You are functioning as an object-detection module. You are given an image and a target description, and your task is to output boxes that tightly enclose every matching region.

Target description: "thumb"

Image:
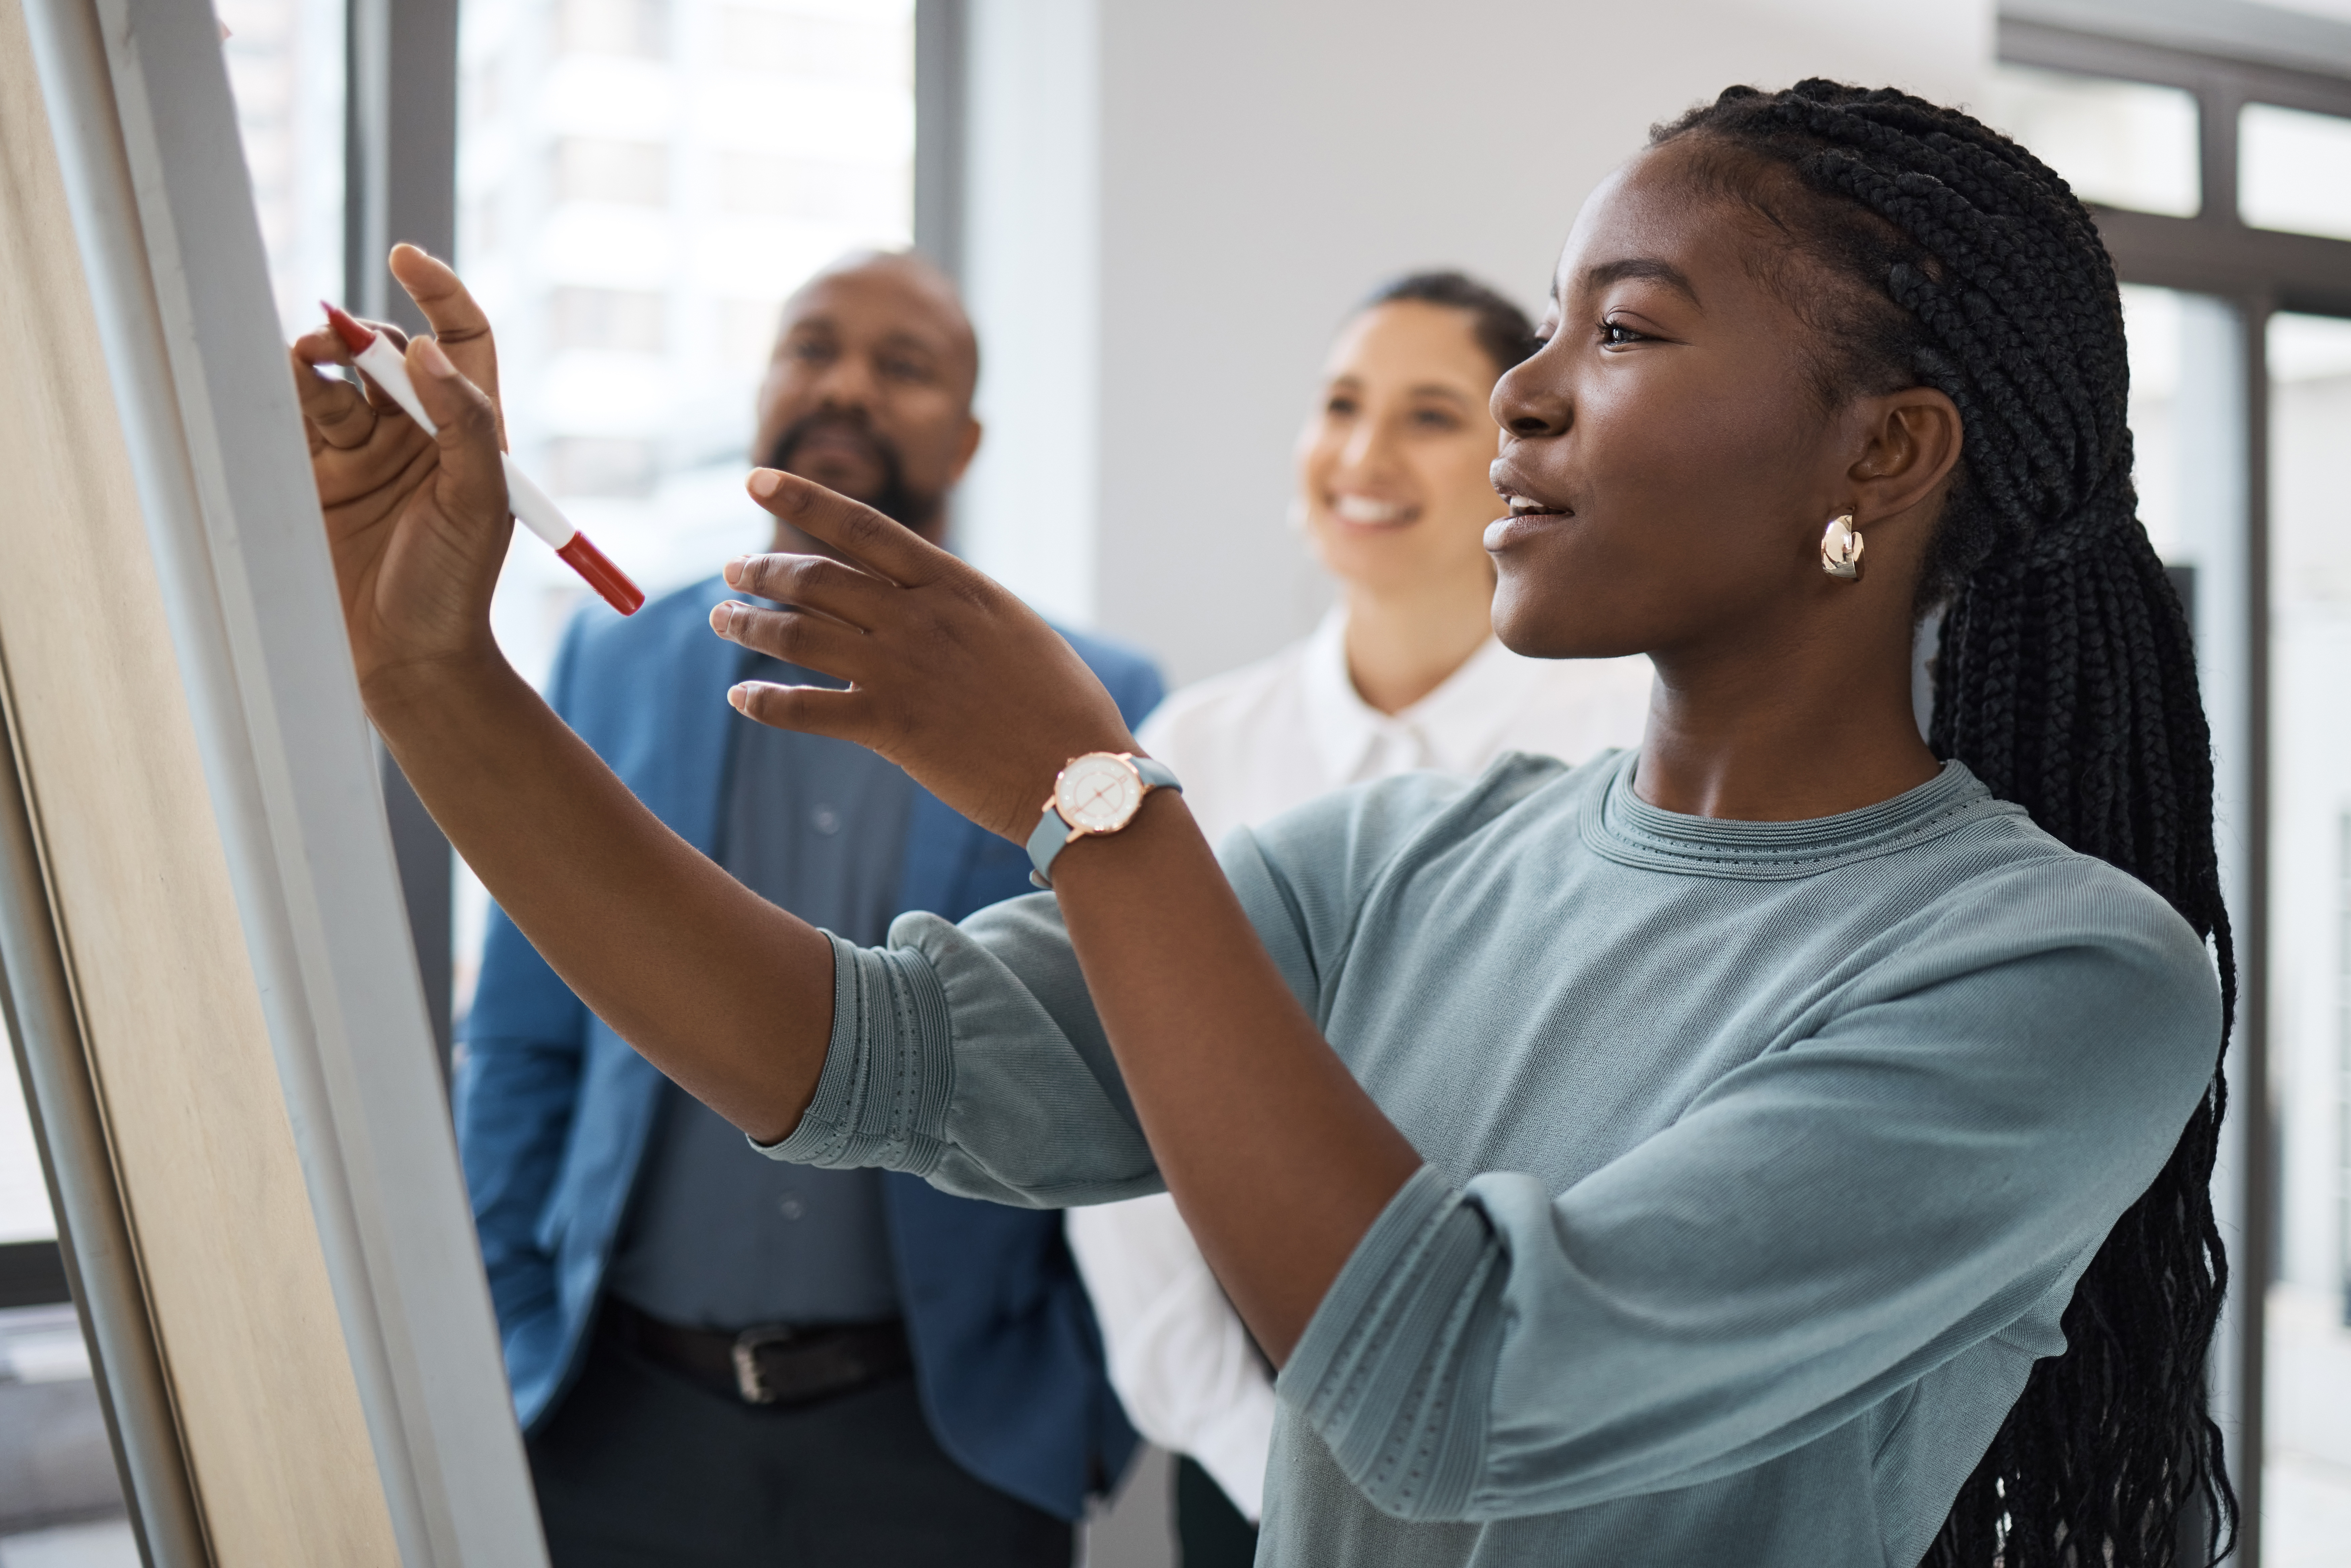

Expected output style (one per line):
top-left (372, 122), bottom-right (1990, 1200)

top-left (409, 336), bottom-right (510, 527)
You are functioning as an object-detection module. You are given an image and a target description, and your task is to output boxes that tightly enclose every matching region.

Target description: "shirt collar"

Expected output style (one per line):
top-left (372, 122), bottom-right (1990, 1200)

top-left (1299, 606), bottom-right (1551, 786)
top-left (1581, 750), bottom-right (2007, 880)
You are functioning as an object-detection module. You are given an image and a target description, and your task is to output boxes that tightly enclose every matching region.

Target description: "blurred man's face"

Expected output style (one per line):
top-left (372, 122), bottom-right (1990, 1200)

top-left (751, 259), bottom-right (981, 545)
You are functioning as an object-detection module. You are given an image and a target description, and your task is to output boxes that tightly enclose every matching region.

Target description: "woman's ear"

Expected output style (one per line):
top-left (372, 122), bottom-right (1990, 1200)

top-left (1847, 387), bottom-right (1963, 526)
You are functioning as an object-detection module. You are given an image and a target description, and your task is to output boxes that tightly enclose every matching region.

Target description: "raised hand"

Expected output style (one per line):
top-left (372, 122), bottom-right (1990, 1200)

top-left (711, 470), bottom-right (1140, 843)
top-left (289, 245), bottom-right (513, 703)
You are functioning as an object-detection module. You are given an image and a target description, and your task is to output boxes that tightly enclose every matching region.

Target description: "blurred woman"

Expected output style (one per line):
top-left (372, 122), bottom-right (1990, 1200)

top-left (1065, 272), bottom-right (1651, 1561)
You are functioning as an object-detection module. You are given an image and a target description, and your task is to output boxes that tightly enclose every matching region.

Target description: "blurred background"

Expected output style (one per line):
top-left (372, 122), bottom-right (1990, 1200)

top-left (3, 0), bottom-right (2349, 1564)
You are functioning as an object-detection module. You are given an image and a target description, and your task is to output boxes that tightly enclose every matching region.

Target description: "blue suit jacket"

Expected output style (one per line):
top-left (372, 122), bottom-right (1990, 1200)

top-left (456, 575), bottom-right (1159, 1522)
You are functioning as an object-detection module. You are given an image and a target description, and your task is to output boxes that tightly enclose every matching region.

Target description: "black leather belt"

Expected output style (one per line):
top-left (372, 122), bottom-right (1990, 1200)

top-left (602, 1300), bottom-right (912, 1408)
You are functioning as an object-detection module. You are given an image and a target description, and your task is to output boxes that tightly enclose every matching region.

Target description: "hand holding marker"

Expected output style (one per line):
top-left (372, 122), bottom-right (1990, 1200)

top-left (322, 303), bottom-right (645, 616)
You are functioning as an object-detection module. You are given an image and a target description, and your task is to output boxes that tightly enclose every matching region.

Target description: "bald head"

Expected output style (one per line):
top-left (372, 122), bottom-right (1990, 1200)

top-left (751, 251), bottom-right (982, 545)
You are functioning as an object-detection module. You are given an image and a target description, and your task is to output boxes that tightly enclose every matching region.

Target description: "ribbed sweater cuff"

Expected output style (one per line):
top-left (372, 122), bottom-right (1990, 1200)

top-left (751, 931), bottom-right (955, 1177)
top-left (1280, 1166), bottom-right (1505, 1522)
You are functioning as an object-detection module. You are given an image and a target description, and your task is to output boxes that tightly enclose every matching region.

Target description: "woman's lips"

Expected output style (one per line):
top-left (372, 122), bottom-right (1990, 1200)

top-left (1484, 506), bottom-right (1572, 551)
top-left (1328, 493), bottom-right (1419, 527)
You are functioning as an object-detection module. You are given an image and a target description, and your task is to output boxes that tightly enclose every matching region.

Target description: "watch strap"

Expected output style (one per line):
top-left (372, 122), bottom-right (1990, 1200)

top-left (1024, 803), bottom-right (1075, 889)
top-left (1027, 755), bottom-right (1181, 888)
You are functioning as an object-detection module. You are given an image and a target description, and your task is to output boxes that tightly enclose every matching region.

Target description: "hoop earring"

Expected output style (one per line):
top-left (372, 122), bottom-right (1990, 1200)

top-left (1820, 513), bottom-right (1863, 581)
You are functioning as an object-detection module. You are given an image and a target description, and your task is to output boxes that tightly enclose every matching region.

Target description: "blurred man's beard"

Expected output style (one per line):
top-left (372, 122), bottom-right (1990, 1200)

top-left (761, 410), bottom-right (925, 527)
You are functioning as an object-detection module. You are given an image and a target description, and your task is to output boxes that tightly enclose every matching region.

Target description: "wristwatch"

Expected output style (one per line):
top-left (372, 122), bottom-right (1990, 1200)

top-left (1026, 752), bottom-right (1182, 888)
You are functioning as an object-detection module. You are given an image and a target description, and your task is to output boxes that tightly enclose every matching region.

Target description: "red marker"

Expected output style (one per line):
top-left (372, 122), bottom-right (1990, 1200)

top-left (323, 303), bottom-right (645, 616)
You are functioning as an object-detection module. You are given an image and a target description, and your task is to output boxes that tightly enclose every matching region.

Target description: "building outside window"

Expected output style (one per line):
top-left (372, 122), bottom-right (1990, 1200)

top-left (444, 0), bottom-right (915, 1011)
top-left (456, 0), bottom-right (914, 696)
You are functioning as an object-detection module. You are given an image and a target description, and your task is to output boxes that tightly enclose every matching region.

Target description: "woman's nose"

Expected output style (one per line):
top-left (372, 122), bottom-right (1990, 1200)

top-left (1492, 356), bottom-right (1568, 440)
top-left (1336, 411), bottom-right (1401, 475)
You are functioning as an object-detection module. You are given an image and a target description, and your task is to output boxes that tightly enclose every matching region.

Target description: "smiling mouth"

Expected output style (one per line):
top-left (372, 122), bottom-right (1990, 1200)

top-left (1329, 494), bottom-right (1418, 527)
top-left (1504, 494), bottom-right (1571, 519)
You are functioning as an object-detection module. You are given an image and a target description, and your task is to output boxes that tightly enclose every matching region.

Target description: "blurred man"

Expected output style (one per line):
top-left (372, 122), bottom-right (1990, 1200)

top-left (459, 252), bottom-right (1152, 1567)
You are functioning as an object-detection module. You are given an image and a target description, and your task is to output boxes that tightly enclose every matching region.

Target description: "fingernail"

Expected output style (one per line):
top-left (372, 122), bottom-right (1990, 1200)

top-left (748, 469), bottom-right (781, 499)
top-left (415, 337), bottom-right (457, 378)
top-left (723, 557), bottom-right (748, 587)
top-left (727, 684), bottom-right (751, 713)
top-left (710, 602), bottom-right (735, 635)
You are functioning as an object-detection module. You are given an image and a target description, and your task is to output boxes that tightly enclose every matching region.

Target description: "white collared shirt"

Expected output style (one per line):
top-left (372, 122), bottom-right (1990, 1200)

top-left (1065, 611), bottom-right (1652, 1519)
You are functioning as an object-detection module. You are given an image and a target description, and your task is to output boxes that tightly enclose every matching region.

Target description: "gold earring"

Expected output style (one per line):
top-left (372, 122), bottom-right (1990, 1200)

top-left (1820, 513), bottom-right (1863, 580)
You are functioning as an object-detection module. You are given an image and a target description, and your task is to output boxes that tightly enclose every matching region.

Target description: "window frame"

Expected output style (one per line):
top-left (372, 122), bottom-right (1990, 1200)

top-left (2001, 21), bottom-right (2351, 1567)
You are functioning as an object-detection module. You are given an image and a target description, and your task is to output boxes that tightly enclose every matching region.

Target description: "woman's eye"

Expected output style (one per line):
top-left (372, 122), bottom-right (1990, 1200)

top-left (1600, 320), bottom-right (1646, 347)
top-left (1410, 408), bottom-right (1463, 432)
top-left (1326, 395), bottom-right (1359, 417)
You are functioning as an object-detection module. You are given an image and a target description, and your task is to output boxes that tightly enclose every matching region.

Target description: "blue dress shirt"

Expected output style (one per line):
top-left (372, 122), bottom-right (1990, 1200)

top-left (604, 655), bottom-right (910, 1329)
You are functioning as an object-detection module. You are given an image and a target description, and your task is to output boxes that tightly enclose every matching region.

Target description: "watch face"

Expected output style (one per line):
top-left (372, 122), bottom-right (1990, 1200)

top-left (1056, 753), bottom-right (1144, 834)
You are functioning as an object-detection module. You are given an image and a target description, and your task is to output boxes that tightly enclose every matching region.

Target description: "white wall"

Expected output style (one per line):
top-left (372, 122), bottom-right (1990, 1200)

top-left (959, 0), bottom-right (1994, 686)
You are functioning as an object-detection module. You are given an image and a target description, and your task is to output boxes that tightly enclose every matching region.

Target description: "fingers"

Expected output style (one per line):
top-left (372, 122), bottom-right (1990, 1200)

top-left (725, 680), bottom-right (862, 739)
top-left (709, 600), bottom-right (870, 680)
top-left (408, 337), bottom-right (511, 528)
top-left (290, 335), bottom-right (379, 451)
top-left (388, 244), bottom-right (499, 398)
top-left (742, 469), bottom-right (956, 587)
top-left (719, 554), bottom-right (896, 632)
top-left (294, 316), bottom-right (420, 423)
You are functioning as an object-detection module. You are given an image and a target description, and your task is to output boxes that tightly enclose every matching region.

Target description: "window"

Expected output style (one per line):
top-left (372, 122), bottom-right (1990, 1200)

top-left (717, 5), bottom-right (909, 82)
top-left (558, 0), bottom-right (670, 59)
top-left (2241, 104), bottom-right (2351, 243)
top-left (544, 435), bottom-right (662, 497)
top-left (452, 0), bottom-right (915, 1012)
top-left (218, 0), bottom-right (345, 334)
top-left (548, 285), bottom-right (669, 352)
top-left (553, 138), bottom-right (671, 206)
top-left (1986, 62), bottom-right (2201, 217)
top-left (2004, 17), bottom-right (2351, 1563)
top-left (2339, 813), bottom-right (2351, 1327)
top-left (2268, 307), bottom-right (2351, 1558)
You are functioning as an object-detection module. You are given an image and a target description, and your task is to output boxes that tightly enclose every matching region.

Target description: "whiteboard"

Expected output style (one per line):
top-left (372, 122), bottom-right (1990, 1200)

top-left (0, 0), bottom-right (546, 1562)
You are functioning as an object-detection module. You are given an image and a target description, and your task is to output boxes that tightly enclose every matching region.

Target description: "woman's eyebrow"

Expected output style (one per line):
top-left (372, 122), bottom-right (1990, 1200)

top-left (1575, 257), bottom-right (1703, 308)
top-left (1408, 383), bottom-right (1474, 405)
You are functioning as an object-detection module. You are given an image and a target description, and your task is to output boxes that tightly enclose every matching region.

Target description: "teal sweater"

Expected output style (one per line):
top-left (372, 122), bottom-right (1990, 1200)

top-left (762, 751), bottom-right (2218, 1566)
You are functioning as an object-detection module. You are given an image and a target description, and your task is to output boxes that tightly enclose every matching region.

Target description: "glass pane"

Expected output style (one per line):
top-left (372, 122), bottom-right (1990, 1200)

top-left (1, 1059), bottom-right (50, 1249)
top-left (2123, 285), bottom-right (2260, 1517)
top-left (2, 1043), bottom-right (132, 1558)
top-left (220, 0), bottom-right (346, 335)
top-left (458, 0), bottom-right (915, 687)
top-left (2121, 285), bottom-right (2248, 786)
top-left (1987, 63), bottom-right (2200, 218)
top-left (2267, 308), bottom-right (2351, 1561)
top-left (2241, 104), bottom-right (2351, 244)
top-left (451, 0), bottom-right (916, 1015)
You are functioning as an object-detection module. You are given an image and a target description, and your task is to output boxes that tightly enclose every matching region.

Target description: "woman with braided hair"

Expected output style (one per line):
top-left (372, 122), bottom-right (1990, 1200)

top-left (299, 81), bottom-right (2228, 1568)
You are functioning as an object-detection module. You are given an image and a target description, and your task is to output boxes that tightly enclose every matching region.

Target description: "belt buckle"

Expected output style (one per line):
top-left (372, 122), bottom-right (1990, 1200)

top-left (729, 1324), bottom-right (799, 1405)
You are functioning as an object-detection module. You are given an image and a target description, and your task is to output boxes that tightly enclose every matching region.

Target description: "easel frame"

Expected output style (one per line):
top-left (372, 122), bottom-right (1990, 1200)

top-left (0, 1), bottom-right (545, 1561)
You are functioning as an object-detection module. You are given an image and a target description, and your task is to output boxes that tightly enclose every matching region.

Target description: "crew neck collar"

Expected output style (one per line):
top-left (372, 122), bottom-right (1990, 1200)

top-left (1580, 749), bottom-right (2015, 879)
